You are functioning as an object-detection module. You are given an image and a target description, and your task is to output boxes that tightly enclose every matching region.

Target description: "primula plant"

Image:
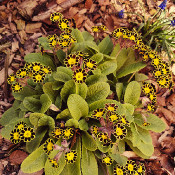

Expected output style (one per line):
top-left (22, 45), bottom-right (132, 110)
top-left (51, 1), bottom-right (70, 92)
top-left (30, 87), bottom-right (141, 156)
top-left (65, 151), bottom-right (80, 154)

top-left (0, 11), bottom-right (171, 175)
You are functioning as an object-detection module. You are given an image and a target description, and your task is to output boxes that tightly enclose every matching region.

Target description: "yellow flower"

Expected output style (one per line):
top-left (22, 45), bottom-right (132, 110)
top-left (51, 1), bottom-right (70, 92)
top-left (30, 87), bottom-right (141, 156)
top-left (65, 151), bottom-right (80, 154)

top-left (84, 59), bottom-right (97, 70)
top-left (31, 62), bottom-right (43, 72)
top-left (50, 12), bottom-right (63, 22)
top-left (97, 132), bottom-right (111, 146)
top-left (111, 28), bottom-right (123, 39)
top-left (125, 160), bottom-right (137, 174)
top-left (42, 66), bottom-right (52, 74)
top-left (60, 32), bottom-right (72, 40)
top-left (151, 57), bottom-right (162, 67)
top-left (48, 157), bottom-right (59, 168)
top-left (32, 72), bottom-right (46, 83)
top-left (119, 116), bottom-right (130, 126)
top-left (142, 82), bottom-right (155, 94)
top-left (58, 19), bottom-right (70, 31)
top-left (62, 128), bottom-right (74, 139)
top-left (91, 108), bottom-right (105, 119)
top-left (105, 103), bottom-right (118, 112)
top-left (43, 138), bottom-right (54, 155)
top-left (64, 54), bottom-right (79, 68)
top-left (47, 34), bottom-right (58, 41)
top-left (147, 103), bottom-right (156, 112)
top-left (137, 163), bottom-right (146, 174)
top-left (92, 26), bottom-right (100, 32)
top-left (153, 69), bottom-right (162, 78)
top-left (108, 112), bottom-right (119, 122)
top-left (91, 125), bottom-right (99, 136)
top-left (7, 74), bottom-right (16, 85)
top-left (102, 156), bottom-right (113, 166)
top-left (114, 165), bottom-right (126, 175)
top-left (113, 124), bottom-right (127, 140)
top-left (157, 77), bottom-right (170, 88)
top-left (16, 68), bottom-right (28, 78)
top-left (52, 127), bottom-right (63, 139)
top-left (11, 82), bottom-right (23, 92)
top-left (142, 122), bottom-right (150, 126)
top-left (20, 127), bottom-right (35, 142)
top-left (73, 69), bottom-right (87, 83)
top-left (59, 38), bottom-right (71, 48)
top-left (15, 121), bottom-right (27, 130)
top-left (10, 128), bottom-right (21, 144)
top-left (65, 150), bottom-right (77, 163)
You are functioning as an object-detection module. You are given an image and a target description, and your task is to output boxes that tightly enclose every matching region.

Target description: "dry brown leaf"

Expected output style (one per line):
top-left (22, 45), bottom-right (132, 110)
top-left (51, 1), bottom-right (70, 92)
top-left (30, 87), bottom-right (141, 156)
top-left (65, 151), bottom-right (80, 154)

top-left (85, 0), bottom-right (93, 10)
top-left (69, 7), bottom-right (79, 17)
top-left (12, 39), bottom-right (19, 52)
top-left (105, 15), bottom-right (114, 31)
top-left (56, 0), bottom-right (66, 4)
top-left (9, 22), bottom-right (17, 33)
top-left (160, 137), bottom-right (175, 154)
top-left (122, 151), bottom-right (139, 158)
top-left (25, 23), bottom-right (42, 33)
top-left (18, 169), bottom-right (43, 175)
top-left (157, 96), bottom-right (166, 107)
top-left (9, 150), bottom-right (28, 165)
top-left (150, 131), bottom-right (161, 147)
top-left (74, 14), bottom-right (84, 28)
top-left (14, 19), bottom-right (25, 31)
top-left (0, 68), bottom-right (13, 86)
top-left (167, 93), bottom-right (175, 106)
top-left (0, 161), bottom-right (3, 175)
top-left (167, 105), bottom-right (175, 114)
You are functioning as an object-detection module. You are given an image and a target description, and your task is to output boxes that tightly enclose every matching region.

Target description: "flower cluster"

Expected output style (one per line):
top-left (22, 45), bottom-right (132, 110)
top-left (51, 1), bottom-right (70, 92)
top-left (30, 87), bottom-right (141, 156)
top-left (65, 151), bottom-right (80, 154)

top-left (114, 160), bottom-right (146, 175)
top-left (91, 25), bottom-right (107, 32)
top-left (10, 122), bottom-right (35, 144)
top-left (7, 62), bottom-right (52, 93)
top-left (49, 12), bottom-right (77, 48)
top-left (90, 103), bottom-right (130, 146)
top-left (111, 27), bottom-right (173, 89)
top-left (63, 51), bottom-right (97, 84)
top-left (142, 82), bottom-right (157, 112)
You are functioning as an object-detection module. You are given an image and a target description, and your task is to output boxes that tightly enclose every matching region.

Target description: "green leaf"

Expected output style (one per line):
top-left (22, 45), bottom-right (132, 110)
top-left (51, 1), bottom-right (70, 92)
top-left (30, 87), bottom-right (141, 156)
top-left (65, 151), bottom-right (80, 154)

top-left (118, 140), bottom-right (125, 153)
top-left (82, 131), bottom-right (97, 151)
top-left (81, 145), bottom-right (98, 175)
top-left (23, 96), bottom-right (41, 112)
top-left (12, 86), bottom-right (38, 101)
top-left (135, 73), bottom-right (148, 82)
top-left (98, 36), bottom-right (113, 54)
top-left (38, 37), bottom-right (51, 50)
top-left (76, 83), bottom-right (87, 99)
top-left (40, 94), bottom-right (52, 113)
top-left (65, 119), bottom-right (79, 128)
top-left (79, 119), bottom-right (89, 131)
top-left (43, 82), bottom-right (56, 103)
top-left (96, 139), bottom-right (110, 153)
top-left (13, 100), bottom-right (21, 110)
top-left (115, 48), bottom-right (128, 72)
top-left (122, 103), bottom-right (134, 115)
top-left (90, 53), bottom-right (104, 63)
top-left (56, 109), bottom-right (71, 119)
top-left (67, 94), bottom-right (89, 120)
top-left (56, 49), bottom-right (66, 64)
top-left (21, 144), bottom-right (47, 173)
top-left (0, 107), bottom-right (20, 126)
top-left (110, 43), bottom-right (120, 57)
top-left (86, 74), bottom-right (107, 86)
top-left (116, 83), bottom-right (123, 100)
top-left (71, 28), bottom-right (84, 42)
top-left (116, 62), bottom-right (146, 78)
top-left (134, 113), bottom-right (166, 132)
top-left (124, 81), bottom-right (141, 105)
top-left (86, 41), bottom-right (99, 52)
top-left (60, 80), bottom-right (76, 102)
top-left (53, 67), bottom-right (72, 83)
top-left (26, 127), bottom-right (47, 153)
top-left (98, 60), bottom-right (117, 75)
top-left (82, 31), bottom-right (94, 41)
top-left (109, 153), bottom-right (127, 166)
top-left (124, 139), bottom-right (150, 159)
top-left (52, 81), bottom-right (63, 90)
top-left (86, 82), bottom-right (110, 104)
top-left (24, 53), bottom-right (55, 70)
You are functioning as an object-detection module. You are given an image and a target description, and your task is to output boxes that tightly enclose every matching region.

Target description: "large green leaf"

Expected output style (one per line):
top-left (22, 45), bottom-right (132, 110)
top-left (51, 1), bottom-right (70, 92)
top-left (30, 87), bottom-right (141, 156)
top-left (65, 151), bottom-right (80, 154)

top-left (21, 144), bottom-right (47, 173)
top-left (65, 119), bottom-right (79, 128)
top-left (57, 49), bottom-right (66, 64)
top-left (109, 153), bottom-right (127, 166)
top-left (82, 131), bottom-right (97, 151)
top-left (56, 108), bottom-right (71, 119)
top-left (23, 96), bottom-right (41, 112)
top-left (86, 82), bottom-right (110, 104)
top-left (67, 94), bottom-right (89, 120)
top-left (98, 36), bottom-right (113, 54)
top-left (98, 60), bottom-right (117, 75)
top-left (122, 103), bottom-right (134, 115)
top-left (40, 94), bottom-right (52, 113)
top-left (116, 62), bottom-right (146, 78)
top-left (60, 80), bottom-right (76, 102)
top-left (124, 81), bottom-right (141, 105)
top-left (26, 127), bottom-right (47, 153)
top-left (53, 67), bottom-right (73, 82)
top-left (0, 107), bottom-right (20, 126)
top-left (78, 119), bottom-right (89, 131)
top-left (90, 53), bottom-right (103, 63)
top-left (71, 28), bottom-right (84, 42)
top-left (82, 31), bottom-right (94, 41)
top-left (86, 74), bottom-right (107, 86)
top-left (12, 86), bottom-right (38, 101)
top-left (76, 83), bottom-right (87, 99)
top-left (134, 113), bottom-right (166, 132)
top-left (24, 53), bottom-right (55, 70)
top-left (81, 145), bottom-right (98, 175)
top-left (43, 82), bottom-right (57, 103)
top-left (38, 37), bottom-right (51, 50)
top-left (96, 139), bottom-right (111, 153)
top-left (135, 73), bottom-right (148, 82)
top-left (110, 43), bottom-right (120, 57)
top-left (116, 83), bottom-right (123, 101)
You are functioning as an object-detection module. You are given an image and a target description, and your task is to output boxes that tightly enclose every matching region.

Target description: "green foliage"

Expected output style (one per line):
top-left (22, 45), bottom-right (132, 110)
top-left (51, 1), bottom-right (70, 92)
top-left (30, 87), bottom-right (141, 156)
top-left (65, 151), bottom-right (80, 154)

top-left (98, 36), bottom-right (113, 54)
top-left (38, 37), bottom-right (51, 50)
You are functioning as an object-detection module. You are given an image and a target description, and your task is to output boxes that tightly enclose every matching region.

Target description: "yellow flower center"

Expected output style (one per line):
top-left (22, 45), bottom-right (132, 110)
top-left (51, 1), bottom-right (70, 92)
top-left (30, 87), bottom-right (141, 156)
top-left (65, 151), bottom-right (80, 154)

top-left (153, 58), bottom-right (160, 65)
top-left (101, 134), bottom-right (108, 140)
top-left (93, 127), bottom-right (98, 134)
top-left (43, 68), bottom-right (49, 74)
top-left (162, 68), bottom-right (167, 74)
top-left (61, 22), bottom-right (68, 29)
top-left (149, 94), bottom-right (155, 101)
top-left (62, 41), bottom-right (68, 46)
top-left (63, 34), bottom-right (70, 39)
top-left (155, 70), bottom-right (161, 76)
top-left (149, 53), bottom-right (154, 59)
top-left (130, 35), bottom-right (135, 40)
top-left (116, 127), bottom-right (123, 136)
top-left (116, 32), bottom-right (123, 37)
top-left (93, 27), bottom-right (99, 32)
top-left (67, 152), bottom-right (74, 160)
top-left (86, 62), bottom-right (94, 68)
top-left (14, 132), bottom-right (19, 140)
top-left (24, 131), bottom-right (31, 138)
top-left (76, 72), bottom-right (84, 81)
top-left (95, 111), bottom-right (103, 118)
top-left (109, 114), bottom-right (118, 121)
top-left (144, 87), bottom-right (151, 94)
top-left (103, 157), bottom-right (110, 164)
top-left (17, 124), bottom-right (24, 130)
top-left (55, 129), bottom-right (62, 135)
top-left (11, 76), bottom-right (15, 81)
top-left (138, 166), bottom-right (142, 173)
top-left (147, 105), bottom-right (152, 111)
top-left (121, 117), bottom-right (126, 124)
top-left (68, 58), bottom-right (76, 65)
top-left (53, 15), bottom-right (61, 21)
top-left (33, 65), bottom-right (41, 71)
top-left (128, 164), bottom-right (134, 171)
top-left (64, 129), bottom-right (71, 137)
top-left (35, 74), bottom-right (42, 80)
top-left (108, 106), bottom-right (114, 111)
top-left (47, 142), bottom-right (53, 151)
top-left (159, 78), bottom-right (166, 85)
top-left (117, 168), bottom-right (123, 175)
top-left (51, 40), bottom-right (57, 46)
top-left (15, 85), bottom-right (21, 91)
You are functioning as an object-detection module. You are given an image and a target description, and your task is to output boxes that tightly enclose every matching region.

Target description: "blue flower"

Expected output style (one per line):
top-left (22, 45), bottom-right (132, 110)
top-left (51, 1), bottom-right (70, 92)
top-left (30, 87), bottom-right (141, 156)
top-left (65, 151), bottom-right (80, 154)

top-left (170, 20), bottom-right (175, 26)
top-left (118, 10), bottom-right (124, 19)
top-left (158, 0), bottom-right (167, 10)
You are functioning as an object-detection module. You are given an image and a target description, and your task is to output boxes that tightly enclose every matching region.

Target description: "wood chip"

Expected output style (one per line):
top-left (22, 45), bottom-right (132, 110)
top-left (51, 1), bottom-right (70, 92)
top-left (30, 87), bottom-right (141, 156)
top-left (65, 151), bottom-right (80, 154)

top-left (85, 0), bottom-right (93, 10)
top-left (14, 19), bottom-right (25, 31)
top-left (11, 39), bottom-right (19, 52)
top-left (0, 68), bottom-right (13, 86)
top-left (25, 23), bottom-right (42, 33)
